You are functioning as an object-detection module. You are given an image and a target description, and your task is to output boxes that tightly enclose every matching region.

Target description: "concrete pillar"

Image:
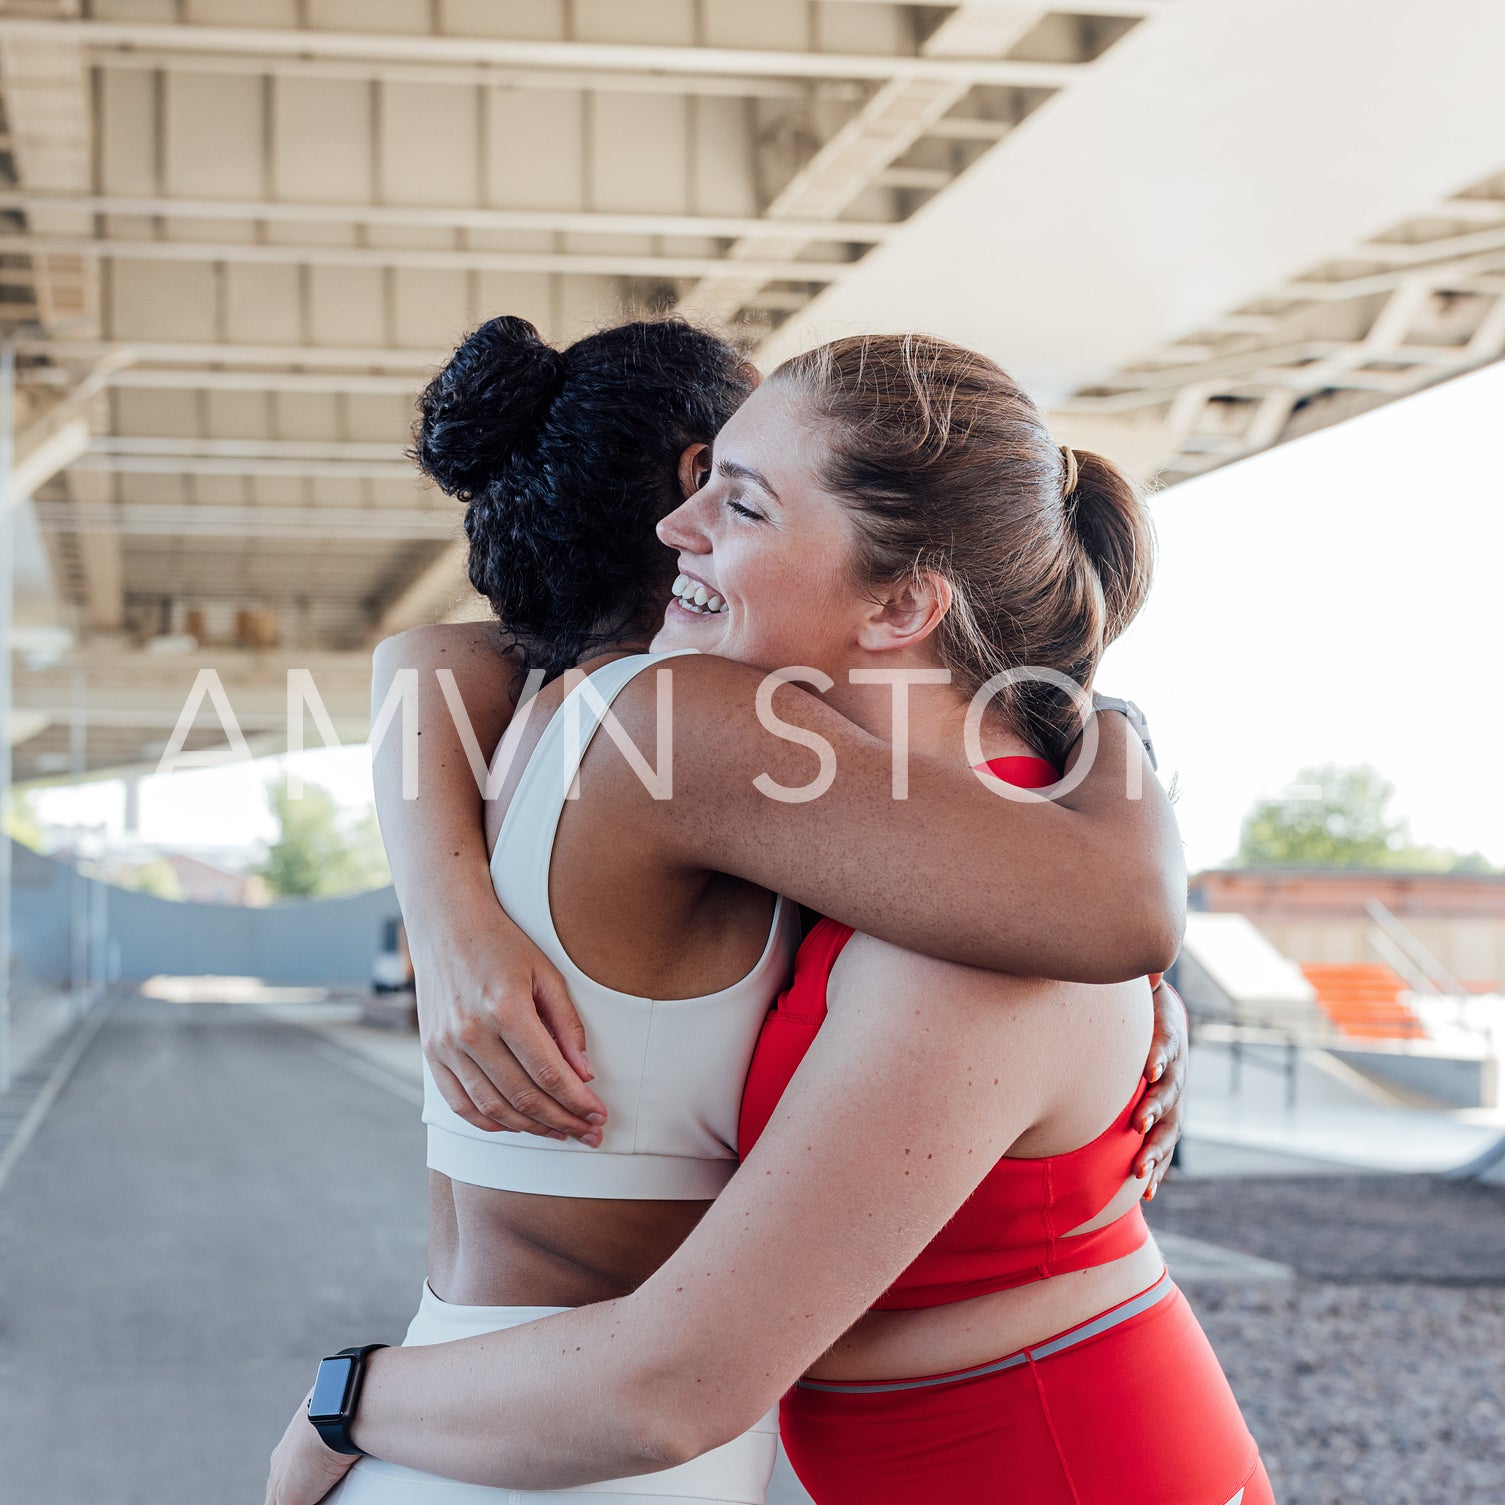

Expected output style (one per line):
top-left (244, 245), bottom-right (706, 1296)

top-left (0, 343), bottom-right (15, 1092)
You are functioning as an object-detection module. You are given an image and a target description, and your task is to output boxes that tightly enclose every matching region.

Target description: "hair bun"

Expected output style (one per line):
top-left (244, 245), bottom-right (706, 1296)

top-left (1063, 447), bottom-right (1154, 644)
top-left (414, 316), bottom-right (568, 498)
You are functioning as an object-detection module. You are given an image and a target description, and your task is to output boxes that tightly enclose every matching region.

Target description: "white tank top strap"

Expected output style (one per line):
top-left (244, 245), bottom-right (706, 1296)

top-left (490, 649), bottom-right (697, 951)
top-left (423, 649), bottom-right (800, 1200)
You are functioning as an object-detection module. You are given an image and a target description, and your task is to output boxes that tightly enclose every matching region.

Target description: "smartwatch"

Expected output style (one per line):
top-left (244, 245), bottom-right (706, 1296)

top-left (307, 1344), bottom-right (389, 1455)
top-left (1088, 693), bottom-right (1157, 772)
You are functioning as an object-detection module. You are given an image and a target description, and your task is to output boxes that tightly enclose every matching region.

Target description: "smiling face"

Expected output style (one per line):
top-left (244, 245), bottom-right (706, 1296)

top-left (651, 380), bottom-right (880, 679)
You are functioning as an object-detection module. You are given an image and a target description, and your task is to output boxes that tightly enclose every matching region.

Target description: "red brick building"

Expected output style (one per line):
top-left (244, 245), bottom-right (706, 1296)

top-left (1190, 869), bottom-right (1505, 993)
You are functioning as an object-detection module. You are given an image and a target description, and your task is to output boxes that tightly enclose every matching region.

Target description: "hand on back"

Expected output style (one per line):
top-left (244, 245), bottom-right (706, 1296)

top-left (413, 896), bottom-right (607, 1145)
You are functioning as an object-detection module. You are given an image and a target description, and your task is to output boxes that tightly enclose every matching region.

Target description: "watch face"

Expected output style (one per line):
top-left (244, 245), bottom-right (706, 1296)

top-left (309, 1356), bottom-right (356, 1421)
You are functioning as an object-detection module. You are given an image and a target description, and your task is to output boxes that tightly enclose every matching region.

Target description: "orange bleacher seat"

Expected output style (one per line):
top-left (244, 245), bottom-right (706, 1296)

top-left (1299, 962), bottom-right (1425, 1039)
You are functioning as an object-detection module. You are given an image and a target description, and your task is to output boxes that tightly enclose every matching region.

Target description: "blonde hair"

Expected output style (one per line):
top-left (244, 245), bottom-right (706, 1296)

top-left (771, 333), bottom-right (1154, 765)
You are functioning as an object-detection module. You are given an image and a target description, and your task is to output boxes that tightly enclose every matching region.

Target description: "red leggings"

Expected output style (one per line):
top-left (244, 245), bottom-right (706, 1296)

top-left (781, 1276), bottom-right (1275, 1505)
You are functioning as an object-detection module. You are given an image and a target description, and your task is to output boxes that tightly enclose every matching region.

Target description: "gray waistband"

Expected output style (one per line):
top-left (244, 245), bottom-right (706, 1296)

top-left (796, 1270), bottom-right (1175, 1395)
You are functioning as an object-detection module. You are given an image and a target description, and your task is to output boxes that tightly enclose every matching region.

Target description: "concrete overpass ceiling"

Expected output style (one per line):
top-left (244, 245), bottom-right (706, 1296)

top-left (761, 0), bottom-right (1505, 482)
top-left (0, 0), bottom-right (1497, 779)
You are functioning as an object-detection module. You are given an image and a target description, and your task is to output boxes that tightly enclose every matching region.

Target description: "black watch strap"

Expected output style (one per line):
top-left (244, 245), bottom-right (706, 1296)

top-left (307, 1344), bottom-right (389, 1456)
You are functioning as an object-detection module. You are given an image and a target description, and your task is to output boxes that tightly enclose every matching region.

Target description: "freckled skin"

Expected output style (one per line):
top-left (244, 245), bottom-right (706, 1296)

top-left (361, 363), bottom-right (1184, 1470)
top-left (652, 385), bottom-right (873, 681)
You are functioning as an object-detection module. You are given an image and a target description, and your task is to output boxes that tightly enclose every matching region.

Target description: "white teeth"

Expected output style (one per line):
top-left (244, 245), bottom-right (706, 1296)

top-left (668, 574), bottom-right (727, 615)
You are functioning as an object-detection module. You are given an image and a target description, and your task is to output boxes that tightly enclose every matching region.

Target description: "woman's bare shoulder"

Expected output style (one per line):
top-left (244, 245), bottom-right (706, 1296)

top-left (831, 934), bottom-right (1068, 1029)
top-left (617, 649), bottom-right (768, 705)
top-left (603, 651), bottom-right (810, 755)
top-left (829, 935), bottom-right (1150, 1149)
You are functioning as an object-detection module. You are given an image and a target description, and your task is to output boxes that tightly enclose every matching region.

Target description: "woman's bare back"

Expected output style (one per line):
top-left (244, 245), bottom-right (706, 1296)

top-left (427, 654), bottom-right (777, 1307)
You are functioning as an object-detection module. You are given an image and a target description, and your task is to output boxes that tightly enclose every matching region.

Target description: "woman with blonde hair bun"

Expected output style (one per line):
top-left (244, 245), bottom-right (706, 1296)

top-left (267, 328), bottom-right (1236, 1505)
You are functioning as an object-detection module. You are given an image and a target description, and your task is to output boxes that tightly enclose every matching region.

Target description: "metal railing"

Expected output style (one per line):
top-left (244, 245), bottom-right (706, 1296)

top-left (1364, 899), bottom-right (1469, 996)
top-left (1194, 1017), bottom-right (1303, 1110)
top-left (1364, 899), bottom-right (1493, 1045)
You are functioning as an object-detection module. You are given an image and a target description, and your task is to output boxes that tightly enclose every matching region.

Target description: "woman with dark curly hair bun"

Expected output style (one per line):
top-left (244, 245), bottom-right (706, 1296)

top-left (269, 320), bottom-right (1200, 1505)
top-left (415, 315), bottom-right (756, 683)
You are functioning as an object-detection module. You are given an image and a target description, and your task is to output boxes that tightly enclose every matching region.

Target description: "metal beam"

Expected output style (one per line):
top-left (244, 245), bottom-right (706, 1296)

top-left (32, 501), bottom-right (455, 541)
top-left (925, 117), bottom-right (1013, 142)
top-left (680, 85), bottom-right (970, 324)
top-left (25, 367), bottom-right (422, 396)
top-left (0, 17), bottom-right (1087, 87)
top-left (1465, 293), bottom-right (1505, 360)
top-left (814, 0), bottom-right (1167, 11)
top-left (1435, 198), bottom-right (1505, 224)
top-left (91, 438), bottom-right (407, 460)
top-left (21, 339), bottom-right (440, 371)
top-left (11, 404), bottom-right (90, 503)
top-left (0, 234), bottom-right (853, 285)
top-left (0, 191), bottom-right (898, 247)
top-left (0, 25), bottom-right (97, 337)
top-left (69, 455), bottom-right (414, 480)
top-left (1284, 249), bottom-right (1505, 302)
top-left (13, 648), bottom-right (376, 731)
top-left (1355, 225), bottom-right (1505, 266)
top-left (875, 166), bottom-right (955, 191)
top-left (1060, 345), bottom-right (1344, 410)
top-left (64, 468), bottom-right (125, 633)
top-left (93, 49), bottom-right (850, 101)
top-left (680, 2), bottom-right (1050, 327)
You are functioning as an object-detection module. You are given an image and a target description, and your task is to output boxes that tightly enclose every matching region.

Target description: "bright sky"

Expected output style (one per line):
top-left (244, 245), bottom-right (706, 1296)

top-left (28, 746), bottom-right (376, 857)
top-left (1100, 358), bottom-right (1505, 872)
top-left (26, 360), bottom-right (1505, 875)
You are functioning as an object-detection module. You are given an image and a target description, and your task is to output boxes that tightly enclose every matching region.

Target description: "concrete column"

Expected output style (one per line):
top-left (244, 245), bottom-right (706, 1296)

top-left (0, 343), bottom-right (15, 1093)
top-left (69, 667), bottom-right (87, 1016)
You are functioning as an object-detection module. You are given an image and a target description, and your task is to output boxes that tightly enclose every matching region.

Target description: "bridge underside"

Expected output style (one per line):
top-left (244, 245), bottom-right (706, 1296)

top-left (1, 0), bottom-right (1500, 779)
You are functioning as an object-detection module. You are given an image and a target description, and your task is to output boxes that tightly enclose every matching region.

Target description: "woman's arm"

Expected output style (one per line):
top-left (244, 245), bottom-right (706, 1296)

top-left (370, 624), bottom-right (605, 1139)
top-left (614, 654), bottom-right (1184, 981)
top-left (372, 632), bottom-right (1181, 1135)
top-left (271, 948), bottom-right (1090, 1494)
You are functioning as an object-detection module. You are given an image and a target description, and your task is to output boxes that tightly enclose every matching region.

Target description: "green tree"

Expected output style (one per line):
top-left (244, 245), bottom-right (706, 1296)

top-left (4, 789), bottom-right (46, 851)
top-left (256, 778), bottom-right (391, 898)
top-left (1236, 764), bottom-right (1498, 873)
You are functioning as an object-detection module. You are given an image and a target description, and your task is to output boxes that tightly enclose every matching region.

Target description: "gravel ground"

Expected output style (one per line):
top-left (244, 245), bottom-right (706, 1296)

top-left (1148, 1172), bottom-right (1505, 1284)
top-left (1148, 1175), bottom-right (1505, 1503)
top-left (1184, 1282), bottom-right (1505, 1504)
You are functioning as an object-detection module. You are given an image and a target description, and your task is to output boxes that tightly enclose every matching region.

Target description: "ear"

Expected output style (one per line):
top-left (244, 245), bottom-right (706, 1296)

top-left (677, 442), bottom-right (712, 500)
top-left (855, 570), bottom-right (952, 655)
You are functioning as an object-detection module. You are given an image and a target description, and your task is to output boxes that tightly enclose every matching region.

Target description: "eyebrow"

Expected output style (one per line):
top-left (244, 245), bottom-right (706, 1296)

top-left (715, 456), bottom-right (781, 503)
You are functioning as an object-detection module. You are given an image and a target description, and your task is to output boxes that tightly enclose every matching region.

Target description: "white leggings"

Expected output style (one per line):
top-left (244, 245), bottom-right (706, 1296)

top-left (325, 1282), bottom-right (779, 1505)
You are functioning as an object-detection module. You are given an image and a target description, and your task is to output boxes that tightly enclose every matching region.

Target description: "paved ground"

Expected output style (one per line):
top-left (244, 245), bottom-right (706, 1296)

top-left (1182, 1038), bottom-right (1505, 1174)
top-left (0, 987), bottom-right (85, 1186)
top-left (0, 995), bottom-right (428, 1505)
top-left (4, 994), bottom-right (1503, 1503)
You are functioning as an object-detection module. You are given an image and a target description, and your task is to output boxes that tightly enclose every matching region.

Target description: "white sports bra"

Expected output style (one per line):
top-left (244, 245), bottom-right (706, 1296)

top-left (423, 651), bottom-right (800, 1199)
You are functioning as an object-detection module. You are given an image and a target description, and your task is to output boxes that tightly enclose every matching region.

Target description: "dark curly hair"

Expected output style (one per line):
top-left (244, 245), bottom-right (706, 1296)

top-left (414, 315), bottom-right (754, 683)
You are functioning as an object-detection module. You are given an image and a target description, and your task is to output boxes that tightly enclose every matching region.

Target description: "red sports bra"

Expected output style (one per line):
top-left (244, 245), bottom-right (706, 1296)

top-left (737, 754), bottom-right (1151, 1312)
